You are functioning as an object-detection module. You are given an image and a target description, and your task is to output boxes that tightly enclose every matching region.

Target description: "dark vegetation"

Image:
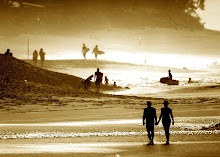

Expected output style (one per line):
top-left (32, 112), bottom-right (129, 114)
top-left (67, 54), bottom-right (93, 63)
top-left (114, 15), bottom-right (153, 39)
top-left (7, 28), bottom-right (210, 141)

top-left (0, 0), bottom-right (205, 36)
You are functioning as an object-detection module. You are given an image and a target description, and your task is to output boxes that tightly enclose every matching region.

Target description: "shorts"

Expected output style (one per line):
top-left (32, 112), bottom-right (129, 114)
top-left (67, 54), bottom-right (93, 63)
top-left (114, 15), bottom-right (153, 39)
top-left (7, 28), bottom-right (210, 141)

top-left (95, 79), bottom-right (101, 85)
top-left (146, 122), bottom-right (154, 132)
top-left (162, 118), bottom-right (171, 127)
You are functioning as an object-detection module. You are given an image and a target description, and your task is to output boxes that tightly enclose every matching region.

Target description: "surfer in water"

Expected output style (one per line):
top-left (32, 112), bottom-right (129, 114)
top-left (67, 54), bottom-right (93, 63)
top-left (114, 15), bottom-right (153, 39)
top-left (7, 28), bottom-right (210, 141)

top-left (168, 70), bottom-right (172, 80)
top-left (82, 43), bottom-right (89, 59)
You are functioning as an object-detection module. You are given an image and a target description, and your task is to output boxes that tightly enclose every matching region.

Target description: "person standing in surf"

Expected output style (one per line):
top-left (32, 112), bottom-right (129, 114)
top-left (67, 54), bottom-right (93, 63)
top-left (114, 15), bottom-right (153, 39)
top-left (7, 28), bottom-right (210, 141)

top-left (94, 68), bottom-right (103, 92)
top-left (104, 76), bottom-right (108, 85)
top-left (143, 101), bottom-right (157, 145)
top-left (156, 100), bottom-right (174, 145)
top-left (82, 43), bottom-right (89, 59)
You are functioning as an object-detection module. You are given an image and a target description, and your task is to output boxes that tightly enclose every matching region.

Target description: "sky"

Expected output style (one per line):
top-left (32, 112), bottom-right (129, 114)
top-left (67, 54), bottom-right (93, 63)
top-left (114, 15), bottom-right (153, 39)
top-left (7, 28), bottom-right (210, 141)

top-left (198, 0), bottom-right (220, 31)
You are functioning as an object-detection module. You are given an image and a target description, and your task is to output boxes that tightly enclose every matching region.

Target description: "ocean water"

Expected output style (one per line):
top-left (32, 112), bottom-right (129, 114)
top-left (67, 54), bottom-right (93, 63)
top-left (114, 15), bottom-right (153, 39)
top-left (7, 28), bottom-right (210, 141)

top-left (40, 60), bottom-right (220, 96)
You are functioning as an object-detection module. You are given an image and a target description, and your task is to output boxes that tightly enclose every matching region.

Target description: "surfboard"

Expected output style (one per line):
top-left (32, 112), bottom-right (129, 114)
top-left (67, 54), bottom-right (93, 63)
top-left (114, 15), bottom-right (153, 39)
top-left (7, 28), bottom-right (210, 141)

top-left (160, 77), bottom-right (169, 84)
top-left (160, 77), bottom-right (179, 85)
top-left (97, 50), bottom-right (105, 55)
top-left (167, 79), bottom-right (179, 85)
top-left (93, 50), bottom-right (105, 55)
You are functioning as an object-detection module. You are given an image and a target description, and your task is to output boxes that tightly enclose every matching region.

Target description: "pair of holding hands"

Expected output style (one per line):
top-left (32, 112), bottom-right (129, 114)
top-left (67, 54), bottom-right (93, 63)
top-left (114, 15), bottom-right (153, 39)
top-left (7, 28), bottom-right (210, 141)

top-left (143, 121), bottom-right (174, 126)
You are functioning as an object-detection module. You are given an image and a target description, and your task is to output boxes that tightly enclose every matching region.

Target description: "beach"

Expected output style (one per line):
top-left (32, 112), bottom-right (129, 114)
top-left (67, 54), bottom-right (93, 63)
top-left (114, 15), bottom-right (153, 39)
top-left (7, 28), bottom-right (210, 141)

top-left (1, 1), bottom-right (220, 156)
top-left (0, 55), bottom-right (219, 156)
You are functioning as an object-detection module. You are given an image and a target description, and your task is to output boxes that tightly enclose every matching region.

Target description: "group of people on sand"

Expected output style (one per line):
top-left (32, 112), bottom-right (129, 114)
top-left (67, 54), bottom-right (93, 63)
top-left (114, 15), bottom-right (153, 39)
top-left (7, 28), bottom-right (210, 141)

top-left (82, 68), bottom-right (112, 92)
top-left (32, 48), bottom-right (46, 67)
top-left (82, 44), bottom-right (104, 60)
top-left (143, 100), bottom-right (174, 145)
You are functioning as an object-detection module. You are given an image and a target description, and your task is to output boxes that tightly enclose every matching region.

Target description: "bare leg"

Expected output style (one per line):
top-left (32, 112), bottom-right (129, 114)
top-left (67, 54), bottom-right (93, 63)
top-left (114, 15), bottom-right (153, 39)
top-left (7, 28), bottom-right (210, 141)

top-left (147, 130), bottom-right (151, 141)
top-left (164, 125), bottom-right (170, 144)
top-left (150, 130), bottom-right (154, 145)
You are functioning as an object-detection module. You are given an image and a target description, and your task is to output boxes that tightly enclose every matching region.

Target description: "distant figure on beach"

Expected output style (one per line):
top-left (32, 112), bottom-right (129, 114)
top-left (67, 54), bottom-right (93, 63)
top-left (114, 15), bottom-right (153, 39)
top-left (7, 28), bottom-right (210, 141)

top-left (4, 49), bottom-right (13, 57)
top-left (82, 75), bottom-right (93, 91)
top-left (156, 100), bottom-right (174, 145)
top-left (188, 77), bottom-right (192, 83)
top-left (39, 48), bottom-right (46, 67)
top-left (94, 68), bottom-right (103, 92)
top-left (92, 45), bottom-right (105, 59)
top-left (143, 101), bottom-right (157, 145)
top-left (32, 50), bottom-right (38, 66)
top-left (105, 76), bottom-right (108, 85)
top-left (168, 70), bottom-right (172, 80)
top-left (82, 43), bottom-right (90, 59)
top-left (92, 45), bottom-right (99, 59)
top-left (113, 82), bottom-right (117, 87)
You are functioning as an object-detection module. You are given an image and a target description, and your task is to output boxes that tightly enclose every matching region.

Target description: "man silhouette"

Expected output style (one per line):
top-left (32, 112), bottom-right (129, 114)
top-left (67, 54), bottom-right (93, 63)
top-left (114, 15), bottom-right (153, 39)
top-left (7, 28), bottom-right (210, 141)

top-left (94, 68), bottom-right (103, 92)
top-left (156, 100), bottom-right (174, 145)
top-left (143, 101), bottom-right (157, 145)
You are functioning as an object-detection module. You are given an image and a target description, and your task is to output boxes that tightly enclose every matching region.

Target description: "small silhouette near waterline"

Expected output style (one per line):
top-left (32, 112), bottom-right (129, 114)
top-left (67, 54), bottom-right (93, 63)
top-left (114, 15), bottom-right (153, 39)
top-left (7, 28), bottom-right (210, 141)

top-left (113, 81), bottom-right (117, 87)
top-left (105, 76), bottom-right (109, 85)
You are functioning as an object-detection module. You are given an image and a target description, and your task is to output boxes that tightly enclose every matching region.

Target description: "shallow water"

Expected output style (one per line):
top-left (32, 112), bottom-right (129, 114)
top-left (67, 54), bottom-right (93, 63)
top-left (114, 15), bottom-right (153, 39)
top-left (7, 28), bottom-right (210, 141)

top-left (43, 60), bottom-right (220, 96)
top-left (0, 116), bottom-right (219, 140)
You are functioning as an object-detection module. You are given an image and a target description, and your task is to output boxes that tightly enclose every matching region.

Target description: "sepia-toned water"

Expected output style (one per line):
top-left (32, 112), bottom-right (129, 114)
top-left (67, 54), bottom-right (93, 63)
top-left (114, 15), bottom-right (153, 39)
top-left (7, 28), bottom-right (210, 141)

top-left (0, 116), bottom-right (219, 140)
top-left (42, 60), bottom-right (220, 96)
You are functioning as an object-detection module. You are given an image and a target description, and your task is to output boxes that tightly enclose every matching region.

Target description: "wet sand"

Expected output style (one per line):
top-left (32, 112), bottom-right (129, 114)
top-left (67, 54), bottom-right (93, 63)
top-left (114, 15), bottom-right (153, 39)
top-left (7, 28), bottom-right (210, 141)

top-left (0, 141), bottom-right (220, 157)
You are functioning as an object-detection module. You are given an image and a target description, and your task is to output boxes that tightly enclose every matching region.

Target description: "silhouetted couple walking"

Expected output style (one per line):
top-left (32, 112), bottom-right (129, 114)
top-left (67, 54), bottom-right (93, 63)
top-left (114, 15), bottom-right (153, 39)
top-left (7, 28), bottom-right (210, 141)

top-left (143, 100), bottom-right (174, 145)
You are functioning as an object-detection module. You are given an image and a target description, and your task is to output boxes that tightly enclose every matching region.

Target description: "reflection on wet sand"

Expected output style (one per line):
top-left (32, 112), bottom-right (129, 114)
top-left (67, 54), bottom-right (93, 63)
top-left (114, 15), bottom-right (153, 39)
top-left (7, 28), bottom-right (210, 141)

top-left (0, 141), bottom-right (219, 154)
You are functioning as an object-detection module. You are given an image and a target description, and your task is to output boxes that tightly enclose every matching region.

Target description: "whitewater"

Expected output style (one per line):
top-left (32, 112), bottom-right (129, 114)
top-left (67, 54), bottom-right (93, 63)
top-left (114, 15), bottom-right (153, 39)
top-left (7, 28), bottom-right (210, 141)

top-left (36, 59), bottom-right (220, 96)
